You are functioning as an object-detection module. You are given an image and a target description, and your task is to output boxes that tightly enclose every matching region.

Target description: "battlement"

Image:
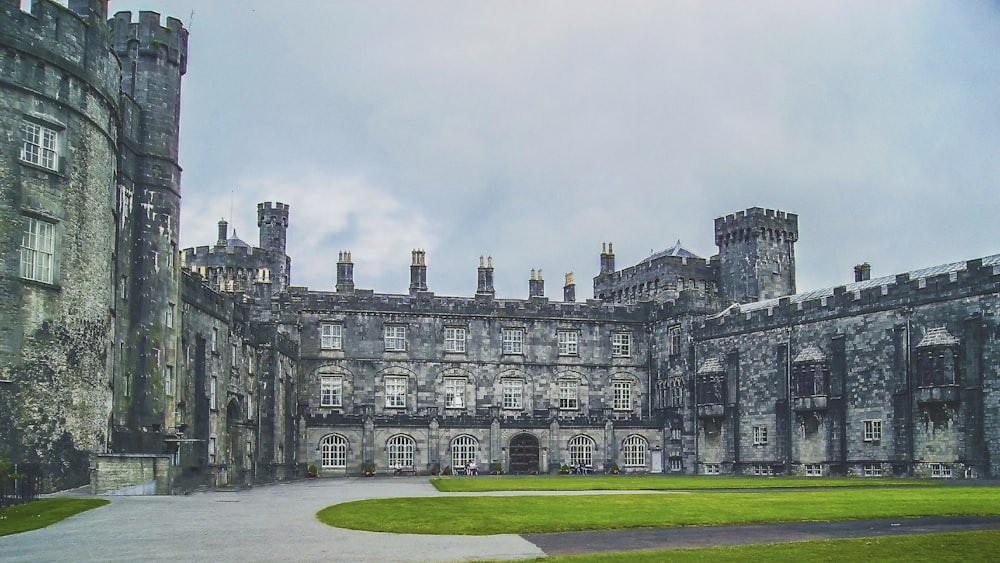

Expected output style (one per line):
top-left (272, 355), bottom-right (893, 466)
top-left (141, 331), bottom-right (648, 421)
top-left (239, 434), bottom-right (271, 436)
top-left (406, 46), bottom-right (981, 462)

top-left (280, 287), bottom-right (649, 322)
top-left (110, 11), bottom-right (187, 71)
top-left (697, 254), bottom-right (1000, 337)
top-left (714, 206), bottom-right (798, 238)
top-left (257, 201), bottom-right (290, 226)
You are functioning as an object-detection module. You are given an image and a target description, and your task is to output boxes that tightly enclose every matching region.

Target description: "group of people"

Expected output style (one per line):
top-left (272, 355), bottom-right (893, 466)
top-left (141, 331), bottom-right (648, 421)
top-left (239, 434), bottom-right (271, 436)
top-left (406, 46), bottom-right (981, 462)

top-left (466, 461), bottom-right (478, 475)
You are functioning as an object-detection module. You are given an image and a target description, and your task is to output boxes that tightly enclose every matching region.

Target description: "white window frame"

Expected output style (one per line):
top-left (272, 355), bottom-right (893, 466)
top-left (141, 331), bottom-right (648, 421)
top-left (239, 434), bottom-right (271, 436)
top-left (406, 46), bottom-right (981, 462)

top-left (166, 303), bottom-right (174, 328)
top-left (502, 328), bottom-right (523, 354)
top-left (321, 375), bottom-right (343, 407)
top-left (163, 365), bottom-right (173, 397)
top-left (208, 436), bottom-right (217, 464)
top-left (387, 434), bottom-right (415, 468)
top-left (804, 464), bottom-right (823, 477)
top-left (444, 327), bottom-right (466, 353)
top-left (558, 379), bottom-right (578, 410)
top-left (612, 379), bottom-right (632, 410)
top-left (20, 120), bottom-right (59, 170)
top-left (502, 378), bottom-right (523, 410)
top-left (209, 376), bottom-right (217, 410)
top-left (753, 425), bottom-right (768, 445)
top-left (863, 463), bottom-right (882, 477)
top-left (930, 463), bottom-right (952, 479)
top-left (20, 216), bottom-right (56, 284)
top-left (444, 378), bottom-right (465, 409)
top-left (669, 458), bottom-right (682, 472)
top-left (320, 434), bottom-right (349, 469)
top-left (450, 435), bottom-right (478, 470)
top-left (863, 419), bottom-right (882, 442)
top-left (384, 325), bottom-right (406, 351)
top-left (704, 463), bottom-right (721, 475)
top-left (558, 330), bottom-right (579, 356)
top-left (568, 435), bottom-right (594, 468)
top-left (321, 323), bottom-right (343, 350)
top-left (750, 463), bottom-right (773, 476)
top-left (668, 377), bottom-right (683, 407)
top-left (622, 435), bottom-right (647, 467)
top-left (667, 325), bottom-right (682, 356)
top-left (612, 332), bottom-right (631, 357)
top-left (385, 376), bottom-right (407, 408)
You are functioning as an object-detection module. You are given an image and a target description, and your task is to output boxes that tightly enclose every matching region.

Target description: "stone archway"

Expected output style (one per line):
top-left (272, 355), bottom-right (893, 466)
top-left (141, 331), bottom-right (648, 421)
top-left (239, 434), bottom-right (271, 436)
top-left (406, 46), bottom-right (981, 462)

top-left (508, 434), bottom-right (539, 474)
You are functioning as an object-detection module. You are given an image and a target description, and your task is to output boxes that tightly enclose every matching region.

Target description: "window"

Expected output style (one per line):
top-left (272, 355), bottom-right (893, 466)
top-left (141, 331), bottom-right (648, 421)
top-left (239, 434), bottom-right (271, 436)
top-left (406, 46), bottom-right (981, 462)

top-left (321, 375), bottom-right (342, 407)
top-left (209, 376), bottom-right (217, 410)
top-left (930, 463), bottom-right (952, 478)
top-left (669, 458), bottom-right (682, 472)
top-left (502, 328), bottom-right (523, 354)
top-left (613, 380), bottom-right (631, 410)
top-left (445, 378), bottom-right (465, 409)
top-left (166, 303), bottom-right (174, 328)
top-left (386, 434), bottom-right (415, 468)
top-left (863, 419), bottom-right (882, 442)
top-left (246, 393), bottom-right (253, 420)
top-left (385, 376), bottom-right (407, 408)
top-left (163, 365), bottom-right (173, 397)
top-left (697, 372), bottom-right (725, 404)
top-left (795, 362), bottom-right (828, 397)
top-left (321, 323), bottom-right (342, 350)
top-left (502, 379), bottom-right (523, 410)
top-left (558, 330), bottom-right (578, 355)
top-left (558, 379), bottom-right (578, 410)
top-left (20, 120), bottom-right (59, 170)
top-left (231, 343), bottom-right (238, 368)
top-left (320, 434), bottom-right (348, 468)
top-left (750, 464), bottom-right (773, 476)
top-left (668, 377), bottom-right (683, 407)
top-left (211, 328), bottom-right (218, 353)
top-left (612, 332), bottom-right (631, 357)
top-left (667, 326), bottom-right (682, 356)
top-left (120, 275), bottom-right (128, 300)
top-left (444, 327), bottom-right (466, 353)
top-left (451, 435), bottom-right (478, 470)
top-left (568, 435), bottom-right (594, 468)
top-left (804, 464), bottom-right (823, 477)
top-left (208, 436), bottom-right (217, 464)
top-left (863, 463), bottom-right (882, 477)
top-left (704, 463), bottom-right (721, 475)
top-left (753, 425), bottom-right (768, 445)
top-left (20, 217), bottom-right (55, 284)
top-left (622, 435), bottom-right (647, 467)
top-left (384, 325), bottom-right (406, 351)
top-left (670, 427), bottom-right (682, 441)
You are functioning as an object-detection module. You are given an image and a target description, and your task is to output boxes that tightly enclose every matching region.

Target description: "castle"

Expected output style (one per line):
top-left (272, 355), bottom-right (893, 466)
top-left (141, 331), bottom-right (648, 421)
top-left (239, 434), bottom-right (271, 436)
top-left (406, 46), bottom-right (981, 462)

top-left (2, 0), bottom-right (998, 493)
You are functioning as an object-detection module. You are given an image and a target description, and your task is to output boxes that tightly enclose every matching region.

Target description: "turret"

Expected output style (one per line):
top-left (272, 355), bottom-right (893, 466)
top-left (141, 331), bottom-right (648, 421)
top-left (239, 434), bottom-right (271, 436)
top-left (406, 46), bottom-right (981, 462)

top-left (409, 249), bottom-right (428, 294)
top-left (257, 202), bottom-right (291, 291)
top-left (337, 251), bottom-right (355, 292)
top-left (715, 207), bottom-right (798, 304)
top-left (476, 256), bottom-right (495, 297)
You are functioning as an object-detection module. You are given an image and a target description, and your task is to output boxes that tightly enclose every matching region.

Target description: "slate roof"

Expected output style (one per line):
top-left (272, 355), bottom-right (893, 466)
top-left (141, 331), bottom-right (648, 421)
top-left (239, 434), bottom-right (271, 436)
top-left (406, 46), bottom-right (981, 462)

top-left (643, 240), bottom-right (702, 262)
top-left (916, 327), bottom-right (960, 348)
top-left (794, 345), bottom-right (827, 363)
top-left (697, 357), bottom-right (725, 374)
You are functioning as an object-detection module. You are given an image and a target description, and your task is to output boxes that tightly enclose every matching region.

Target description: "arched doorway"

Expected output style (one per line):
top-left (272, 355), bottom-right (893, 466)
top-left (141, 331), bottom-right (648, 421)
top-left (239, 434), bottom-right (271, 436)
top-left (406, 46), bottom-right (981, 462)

top-left (508, 434), bottom-right (539, 474)
top-left (226, 400), bottom-right (242, 472)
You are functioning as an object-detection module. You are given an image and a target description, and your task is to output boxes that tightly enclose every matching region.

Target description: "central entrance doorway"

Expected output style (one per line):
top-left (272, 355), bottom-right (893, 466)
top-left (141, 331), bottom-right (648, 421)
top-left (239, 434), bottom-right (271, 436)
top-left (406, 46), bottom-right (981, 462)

top-left (508, 434), bottom-right (539, 474)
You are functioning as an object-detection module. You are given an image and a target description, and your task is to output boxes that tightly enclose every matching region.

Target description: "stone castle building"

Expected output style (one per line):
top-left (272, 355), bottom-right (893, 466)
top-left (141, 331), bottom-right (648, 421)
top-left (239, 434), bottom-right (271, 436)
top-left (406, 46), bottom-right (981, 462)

top-left (2, 0), bottom-right (998, 493)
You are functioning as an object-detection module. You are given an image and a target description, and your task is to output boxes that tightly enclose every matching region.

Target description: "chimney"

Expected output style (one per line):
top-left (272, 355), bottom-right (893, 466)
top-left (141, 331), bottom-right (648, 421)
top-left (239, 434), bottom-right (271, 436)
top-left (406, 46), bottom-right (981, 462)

top-left (854, 262), bottom-right (871, 282)
top-left (336, 251), bottom-right (354, 292)
top-left (409, 250), bottom-right (428, 294)
top-left (217, 219), bottom-right (228, 246)
top-left (529, 269), bottom-right (545, 298)
top-left (600, 242), bottom-right (615, 274)
top-left (563, 272), bottom-right (576, 302)
top-left (476, 256), bottom-right (495, 296)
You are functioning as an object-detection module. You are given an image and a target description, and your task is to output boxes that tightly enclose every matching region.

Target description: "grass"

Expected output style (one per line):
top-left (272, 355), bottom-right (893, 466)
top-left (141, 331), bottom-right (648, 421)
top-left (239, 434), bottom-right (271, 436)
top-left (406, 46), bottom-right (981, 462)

top-left (476, 530), bottom-right (1000, 562)
top-left (430, 475), bottom-right (937, 492)
top-left (316, 487), bottom-right (1000, 535)
top-left (0, 498), bottom-right (109, 536)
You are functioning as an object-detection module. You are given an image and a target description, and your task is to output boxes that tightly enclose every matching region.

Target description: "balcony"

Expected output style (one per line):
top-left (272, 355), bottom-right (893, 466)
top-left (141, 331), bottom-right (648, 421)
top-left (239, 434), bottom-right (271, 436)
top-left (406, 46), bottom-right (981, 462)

top-left (792, 395), bottom-right (828, 412)
top-left (697, 403), bottom-right (725, 419)
top-left (916, 385), bottom-right (960, 405)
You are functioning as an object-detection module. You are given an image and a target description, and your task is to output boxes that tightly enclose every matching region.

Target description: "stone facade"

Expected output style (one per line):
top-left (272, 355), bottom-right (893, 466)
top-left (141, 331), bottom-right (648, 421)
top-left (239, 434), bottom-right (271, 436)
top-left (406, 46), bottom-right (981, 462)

top-left (3, 1), bottom-right (999, 494)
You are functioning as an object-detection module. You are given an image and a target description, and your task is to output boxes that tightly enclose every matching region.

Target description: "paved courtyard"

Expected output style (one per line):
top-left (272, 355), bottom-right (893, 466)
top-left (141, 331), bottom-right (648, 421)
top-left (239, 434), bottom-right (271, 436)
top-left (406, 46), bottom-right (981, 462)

top-left (3, 478), bottom-right (1000, 562)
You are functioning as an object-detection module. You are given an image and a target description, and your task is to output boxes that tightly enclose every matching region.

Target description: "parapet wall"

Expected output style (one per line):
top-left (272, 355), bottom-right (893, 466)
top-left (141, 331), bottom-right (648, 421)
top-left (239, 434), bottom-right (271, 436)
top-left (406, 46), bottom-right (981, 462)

top-left (697, 255), bottom-right (1000, 338)
top-left (714, 206), bottom-right (798, 244)
top-left (110, 10), bottom-right (188, 72)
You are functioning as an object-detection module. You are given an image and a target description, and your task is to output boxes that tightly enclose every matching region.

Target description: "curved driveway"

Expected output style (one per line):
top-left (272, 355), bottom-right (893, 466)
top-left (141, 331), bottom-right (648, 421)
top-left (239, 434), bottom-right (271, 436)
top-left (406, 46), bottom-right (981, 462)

top-left (3, 478), bottom-right (999, 562)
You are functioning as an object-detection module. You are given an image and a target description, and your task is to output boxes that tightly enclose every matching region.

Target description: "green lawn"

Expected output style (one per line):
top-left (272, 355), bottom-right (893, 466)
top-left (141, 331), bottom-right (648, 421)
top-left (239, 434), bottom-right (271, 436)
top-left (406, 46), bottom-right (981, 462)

top-left (0, 498), bottom-right (109, 536)
top-left (478, 530), bottom-right (1000, 563)
top-left (431, 475), bottom-right (936, 492)
top-left (316, 487), bottom-right (1000, 535)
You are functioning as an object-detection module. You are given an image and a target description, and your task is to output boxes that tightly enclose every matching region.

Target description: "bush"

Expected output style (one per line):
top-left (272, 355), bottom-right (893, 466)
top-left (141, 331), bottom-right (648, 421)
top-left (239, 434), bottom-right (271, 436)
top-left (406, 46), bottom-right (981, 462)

top-left (490, 462), bottom-right (504, 475)
top-left (609, 463), bottom-right (620, 474)
top-left (559, 464), bottom-right (571, 474)
top-left (442, 465), bottom-right (452, 475)
top-left (362, 462), bottom-right (376, 476)
top-left (306, 464), bottom-right (319, 477)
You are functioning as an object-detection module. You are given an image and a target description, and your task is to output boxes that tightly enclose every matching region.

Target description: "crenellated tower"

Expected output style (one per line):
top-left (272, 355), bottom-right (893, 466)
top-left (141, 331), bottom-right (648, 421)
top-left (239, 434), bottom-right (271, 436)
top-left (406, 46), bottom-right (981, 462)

top-left (258, 201), bottom-right (291, 293)
top-left (714, 207), bottom-right (797, 304)
top-left (110, 10), bottom-right (188, 452)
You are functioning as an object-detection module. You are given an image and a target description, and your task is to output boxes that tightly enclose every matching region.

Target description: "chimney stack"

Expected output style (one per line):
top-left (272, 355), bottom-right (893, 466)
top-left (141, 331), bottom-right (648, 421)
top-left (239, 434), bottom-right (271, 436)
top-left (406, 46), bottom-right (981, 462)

top-left (336, 251), bottom-right (354, 292)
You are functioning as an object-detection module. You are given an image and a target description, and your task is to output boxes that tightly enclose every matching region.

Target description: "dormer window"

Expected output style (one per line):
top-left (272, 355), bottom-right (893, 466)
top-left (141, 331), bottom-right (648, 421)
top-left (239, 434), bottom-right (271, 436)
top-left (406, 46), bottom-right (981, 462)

top-left (793, 345), bottom-right (828, 397)
top-left (916, 327), bottom-right (960, 387)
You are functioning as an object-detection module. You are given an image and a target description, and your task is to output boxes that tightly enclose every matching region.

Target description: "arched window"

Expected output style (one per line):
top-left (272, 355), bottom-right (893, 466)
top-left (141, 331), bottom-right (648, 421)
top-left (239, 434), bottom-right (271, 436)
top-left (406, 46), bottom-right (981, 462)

top-left (387, 434), bottom-right (415, 468)
top-left (568, 435), bottom-right (595, 468)
top-left (622, 435), bottom-right (647, 467)
top-left (320, 434), bottom-right (349, 468)
top-left (450, 435), bottom-right (478, 470)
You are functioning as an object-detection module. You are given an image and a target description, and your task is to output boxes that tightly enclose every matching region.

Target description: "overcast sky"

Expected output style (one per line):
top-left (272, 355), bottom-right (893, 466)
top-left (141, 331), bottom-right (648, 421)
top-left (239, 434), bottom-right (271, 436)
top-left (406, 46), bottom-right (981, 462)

top-left (107, 0), bottom-right (1000, 300)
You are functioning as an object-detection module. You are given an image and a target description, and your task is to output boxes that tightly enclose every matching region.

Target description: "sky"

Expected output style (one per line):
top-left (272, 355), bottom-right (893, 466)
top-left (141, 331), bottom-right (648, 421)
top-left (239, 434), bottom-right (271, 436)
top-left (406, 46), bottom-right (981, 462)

top-left (106, 0), bottom-right (1000, 300)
